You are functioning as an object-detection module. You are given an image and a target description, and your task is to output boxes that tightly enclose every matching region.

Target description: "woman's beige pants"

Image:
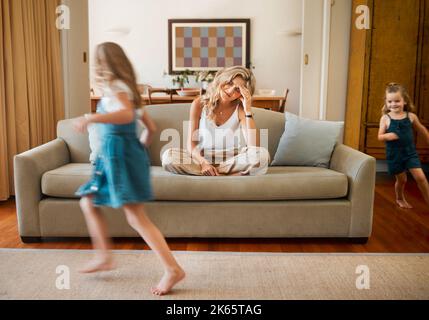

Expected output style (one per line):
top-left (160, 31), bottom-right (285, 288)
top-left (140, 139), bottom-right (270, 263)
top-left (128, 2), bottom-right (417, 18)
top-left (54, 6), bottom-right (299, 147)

top-left (161, 147), bottom-right (270, 176)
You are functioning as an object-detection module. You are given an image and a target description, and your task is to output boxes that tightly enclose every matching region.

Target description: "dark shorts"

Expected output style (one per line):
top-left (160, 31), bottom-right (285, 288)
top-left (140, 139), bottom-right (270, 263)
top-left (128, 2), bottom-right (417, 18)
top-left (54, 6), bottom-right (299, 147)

top-left (387, 149), bottom-right (422, 176)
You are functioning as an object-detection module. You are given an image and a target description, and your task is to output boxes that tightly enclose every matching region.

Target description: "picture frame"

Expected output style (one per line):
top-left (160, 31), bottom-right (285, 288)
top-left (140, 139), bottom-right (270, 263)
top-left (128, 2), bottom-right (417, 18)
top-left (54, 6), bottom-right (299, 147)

top-left (168, 19), bottom-right (251, 74)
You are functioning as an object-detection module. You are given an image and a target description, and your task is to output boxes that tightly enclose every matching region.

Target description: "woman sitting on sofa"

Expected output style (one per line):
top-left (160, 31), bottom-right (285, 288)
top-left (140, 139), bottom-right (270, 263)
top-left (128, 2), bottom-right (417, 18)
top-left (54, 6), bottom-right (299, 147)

top-left (162, 66), bottom-right (270, 176)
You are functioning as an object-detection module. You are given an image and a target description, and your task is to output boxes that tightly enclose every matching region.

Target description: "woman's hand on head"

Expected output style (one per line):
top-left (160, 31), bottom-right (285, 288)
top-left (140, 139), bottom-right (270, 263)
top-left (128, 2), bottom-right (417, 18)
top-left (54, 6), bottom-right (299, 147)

top-left (238, 85), bottom-right (252, 113)
top-left (201, 163), bottom-right (219, 176)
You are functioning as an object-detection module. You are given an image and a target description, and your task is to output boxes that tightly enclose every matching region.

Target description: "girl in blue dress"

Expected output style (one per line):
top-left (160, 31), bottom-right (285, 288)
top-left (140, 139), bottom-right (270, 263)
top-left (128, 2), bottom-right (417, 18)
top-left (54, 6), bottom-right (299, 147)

top-left (378, 83), bottom-right (429, 209)
top-left (73, 42), bottom-right (185, 295)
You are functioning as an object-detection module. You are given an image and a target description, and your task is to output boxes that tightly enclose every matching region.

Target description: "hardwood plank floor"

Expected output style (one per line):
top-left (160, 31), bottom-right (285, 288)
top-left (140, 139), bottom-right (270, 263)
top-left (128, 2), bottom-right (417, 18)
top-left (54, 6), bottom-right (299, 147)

top-left (1, 173), bottom-right (428, 252)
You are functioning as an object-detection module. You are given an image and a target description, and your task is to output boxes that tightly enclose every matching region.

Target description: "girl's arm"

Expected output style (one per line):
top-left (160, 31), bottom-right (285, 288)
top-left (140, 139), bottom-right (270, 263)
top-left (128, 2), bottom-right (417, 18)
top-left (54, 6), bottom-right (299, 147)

top-left (139, 109), bottom-right (157, 148)
top-left (73, 93), bottom-right (134, 133)
top-left (377, 115), bottom-right (399, 142)
top-left (410, 113), bottom-right (429, 143)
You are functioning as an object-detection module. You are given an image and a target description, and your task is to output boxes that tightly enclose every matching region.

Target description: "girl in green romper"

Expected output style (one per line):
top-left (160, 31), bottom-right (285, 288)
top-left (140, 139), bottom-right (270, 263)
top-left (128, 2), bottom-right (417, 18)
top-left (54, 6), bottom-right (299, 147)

top-left (378, 83), bottom-right (429, 209)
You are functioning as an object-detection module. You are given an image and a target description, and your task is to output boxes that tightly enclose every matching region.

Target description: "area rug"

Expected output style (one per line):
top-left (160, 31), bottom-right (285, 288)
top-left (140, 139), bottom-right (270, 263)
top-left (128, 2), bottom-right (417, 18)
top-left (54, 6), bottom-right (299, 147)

top-left (0, 249), bottom-right (428, 300)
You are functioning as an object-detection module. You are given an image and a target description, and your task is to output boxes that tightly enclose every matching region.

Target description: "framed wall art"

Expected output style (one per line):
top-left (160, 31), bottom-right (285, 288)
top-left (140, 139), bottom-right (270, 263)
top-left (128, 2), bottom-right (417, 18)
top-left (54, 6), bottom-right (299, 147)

top-left (168, 19), bottom-right (251, 74)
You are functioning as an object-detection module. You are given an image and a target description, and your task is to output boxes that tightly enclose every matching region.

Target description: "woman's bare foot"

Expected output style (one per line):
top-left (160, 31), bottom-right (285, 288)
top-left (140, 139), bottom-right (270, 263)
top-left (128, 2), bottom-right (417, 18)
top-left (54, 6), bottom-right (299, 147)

top-left (151, 267), bottom-right (185, 296)
top-left (396, 199), bottom-right (413, 209)
top-left (79, 256), bottom-right (116, 273)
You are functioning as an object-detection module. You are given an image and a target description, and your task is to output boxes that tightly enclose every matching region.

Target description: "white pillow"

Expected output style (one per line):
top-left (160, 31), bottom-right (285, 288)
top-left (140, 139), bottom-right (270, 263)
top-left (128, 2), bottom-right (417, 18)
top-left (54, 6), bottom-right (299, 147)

top-left (271, 112), bottom-right (344, 168)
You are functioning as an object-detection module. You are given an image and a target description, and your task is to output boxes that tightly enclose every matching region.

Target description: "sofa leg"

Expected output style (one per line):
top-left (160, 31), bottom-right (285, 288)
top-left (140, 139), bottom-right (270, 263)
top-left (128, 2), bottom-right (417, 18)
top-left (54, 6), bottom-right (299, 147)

top-left (349, 237), bottom-right (369, 244)
top-left (20, 236), bottom-right (42, 243)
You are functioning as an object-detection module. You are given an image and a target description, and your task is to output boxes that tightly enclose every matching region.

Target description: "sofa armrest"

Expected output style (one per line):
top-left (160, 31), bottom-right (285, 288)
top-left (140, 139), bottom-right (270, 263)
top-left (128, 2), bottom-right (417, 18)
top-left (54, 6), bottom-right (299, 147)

top-left (14, 138), bottom-right (70, 237)
top-left (330, 144), bottom-right (376, 237)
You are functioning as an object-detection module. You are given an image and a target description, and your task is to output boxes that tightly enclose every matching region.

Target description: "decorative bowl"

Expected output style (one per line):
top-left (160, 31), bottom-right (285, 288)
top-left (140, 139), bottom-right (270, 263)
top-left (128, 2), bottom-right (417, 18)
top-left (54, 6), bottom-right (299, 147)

top-left (258, 89), bottom-right (276, 96)
top-left (176, 89), bottom-right (201, 96)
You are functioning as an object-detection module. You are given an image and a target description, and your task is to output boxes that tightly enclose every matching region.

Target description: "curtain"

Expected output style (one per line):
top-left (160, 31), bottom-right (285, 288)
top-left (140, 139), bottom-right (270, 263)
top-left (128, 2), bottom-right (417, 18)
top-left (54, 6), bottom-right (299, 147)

top-left (0, 0), bottom-right (64, 201)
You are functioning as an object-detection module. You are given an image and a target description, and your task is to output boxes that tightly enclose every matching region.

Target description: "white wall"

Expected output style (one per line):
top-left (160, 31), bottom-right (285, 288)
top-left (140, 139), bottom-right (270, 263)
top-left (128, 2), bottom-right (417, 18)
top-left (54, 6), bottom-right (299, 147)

top-left (300, 0), bottom-right (324, 119)
top-left (326, 0), bottom-right (352, 121)
top-left (300, 0), bottom-right (352, 121)
top-left (88, 0), bottom-right (302, 114)
top-left (62, 0), bottom-right (90, 118)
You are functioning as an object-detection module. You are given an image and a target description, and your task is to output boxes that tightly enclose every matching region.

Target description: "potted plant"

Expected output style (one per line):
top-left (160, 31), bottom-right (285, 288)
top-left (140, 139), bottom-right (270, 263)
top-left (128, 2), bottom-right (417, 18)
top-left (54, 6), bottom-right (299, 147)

top-left (195, 70), bottom-right (216, 89)
top-left (172, 69), bottom-right (193, 89)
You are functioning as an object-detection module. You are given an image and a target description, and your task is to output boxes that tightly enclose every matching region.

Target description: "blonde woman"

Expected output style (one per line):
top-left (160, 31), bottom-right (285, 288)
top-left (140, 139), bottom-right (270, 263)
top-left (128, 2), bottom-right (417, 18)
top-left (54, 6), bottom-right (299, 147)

top-left (162, 66), bottom-right (270, 176)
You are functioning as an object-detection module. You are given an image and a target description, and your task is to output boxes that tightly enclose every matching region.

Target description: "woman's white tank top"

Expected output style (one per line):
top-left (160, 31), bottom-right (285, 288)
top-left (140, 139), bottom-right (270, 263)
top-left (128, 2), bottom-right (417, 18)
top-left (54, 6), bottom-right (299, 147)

top-left (198, 106), bottom-right (241, 154)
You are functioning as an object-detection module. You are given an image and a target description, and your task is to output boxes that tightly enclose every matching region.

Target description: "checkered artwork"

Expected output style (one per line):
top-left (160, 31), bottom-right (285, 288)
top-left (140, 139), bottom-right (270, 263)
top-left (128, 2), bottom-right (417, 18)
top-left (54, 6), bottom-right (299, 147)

top-left (169, 20), bottom-right (250, 73)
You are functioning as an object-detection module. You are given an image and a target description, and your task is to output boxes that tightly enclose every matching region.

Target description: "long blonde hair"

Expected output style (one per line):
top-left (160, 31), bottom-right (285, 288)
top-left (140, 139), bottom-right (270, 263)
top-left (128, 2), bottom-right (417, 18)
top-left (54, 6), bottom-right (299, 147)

top-left (201, 66), bottom-right (256, 120)
top-left (381, 82), bottom-right (415, 115)
top-left (95, 42), bottom-right (142, 107)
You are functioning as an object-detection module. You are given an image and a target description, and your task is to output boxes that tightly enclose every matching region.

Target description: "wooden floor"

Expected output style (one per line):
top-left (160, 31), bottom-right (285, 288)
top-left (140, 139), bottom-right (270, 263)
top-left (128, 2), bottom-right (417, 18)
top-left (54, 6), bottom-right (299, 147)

top-left (1, 173), bottom-right (428, 252)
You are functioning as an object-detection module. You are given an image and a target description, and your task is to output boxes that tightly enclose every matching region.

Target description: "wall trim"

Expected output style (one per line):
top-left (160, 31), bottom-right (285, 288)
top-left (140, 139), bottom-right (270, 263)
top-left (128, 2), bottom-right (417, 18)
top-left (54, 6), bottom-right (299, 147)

top-left (319, 0), bottom-right (332, 120)
top-left (61, 0), bottom-right (71, 119)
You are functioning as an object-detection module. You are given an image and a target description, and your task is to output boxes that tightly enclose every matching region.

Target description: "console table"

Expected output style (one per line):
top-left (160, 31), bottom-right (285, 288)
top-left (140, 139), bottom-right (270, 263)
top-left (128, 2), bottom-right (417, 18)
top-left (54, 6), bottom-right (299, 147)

top-left (90, 95), bottom-right (285, 113)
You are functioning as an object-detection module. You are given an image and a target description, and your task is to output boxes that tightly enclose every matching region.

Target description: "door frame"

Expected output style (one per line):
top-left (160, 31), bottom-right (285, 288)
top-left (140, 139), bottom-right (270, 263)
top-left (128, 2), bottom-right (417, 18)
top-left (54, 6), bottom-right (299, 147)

top-left (60, 0), bottom-right (90, 119)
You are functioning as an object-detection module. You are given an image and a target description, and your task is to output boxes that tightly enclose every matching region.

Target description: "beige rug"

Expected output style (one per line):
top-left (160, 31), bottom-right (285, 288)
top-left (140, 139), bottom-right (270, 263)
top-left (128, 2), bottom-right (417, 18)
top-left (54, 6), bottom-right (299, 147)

top-left (0, 249), bottom-right (428, 300)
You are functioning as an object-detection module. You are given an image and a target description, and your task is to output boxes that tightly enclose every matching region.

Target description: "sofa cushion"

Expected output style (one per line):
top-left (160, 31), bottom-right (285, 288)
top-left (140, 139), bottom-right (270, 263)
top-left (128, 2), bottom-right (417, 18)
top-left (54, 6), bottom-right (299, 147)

top-left (42, 164), bottom-right (93, 198)
top-left (272, 112), bottom-right (344, 168)
top-left (42, 164), bottom-right (348, 201)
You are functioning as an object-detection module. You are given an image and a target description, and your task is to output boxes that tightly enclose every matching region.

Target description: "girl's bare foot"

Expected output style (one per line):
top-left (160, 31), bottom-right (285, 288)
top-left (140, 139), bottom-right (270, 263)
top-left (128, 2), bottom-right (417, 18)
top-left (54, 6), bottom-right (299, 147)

top-left (396, 199), bottom-right (413, 209)
top-left (151, 267), bottom-right (185, 296)
top-left (79, 256), bottom-right (116, 273)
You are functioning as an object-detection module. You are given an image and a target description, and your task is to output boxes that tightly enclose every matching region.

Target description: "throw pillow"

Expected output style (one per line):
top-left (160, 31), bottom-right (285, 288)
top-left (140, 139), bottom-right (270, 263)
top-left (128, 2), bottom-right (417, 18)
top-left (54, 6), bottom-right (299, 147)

top-left (271, 112), bottom-right (344, 168)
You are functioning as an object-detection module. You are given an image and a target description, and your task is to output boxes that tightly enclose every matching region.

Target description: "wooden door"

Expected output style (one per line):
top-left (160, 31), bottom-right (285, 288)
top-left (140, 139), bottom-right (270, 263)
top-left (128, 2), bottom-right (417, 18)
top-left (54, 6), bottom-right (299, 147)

top-left (364, 0), bottom-right (421, 158)
top-left (345, 0), bottom-right (429, 161)
top-left (415, 1), bottom-right (429, 159)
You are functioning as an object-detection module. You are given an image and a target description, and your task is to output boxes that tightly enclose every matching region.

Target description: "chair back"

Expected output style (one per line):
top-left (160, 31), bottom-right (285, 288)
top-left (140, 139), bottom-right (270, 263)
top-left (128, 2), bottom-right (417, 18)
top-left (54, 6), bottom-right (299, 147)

top-left (279, 89), bottom-right (290, 113)
top-left (137, 83), bottom-right (152, 95)
top-left (148, 88), bottom-right (173, 104)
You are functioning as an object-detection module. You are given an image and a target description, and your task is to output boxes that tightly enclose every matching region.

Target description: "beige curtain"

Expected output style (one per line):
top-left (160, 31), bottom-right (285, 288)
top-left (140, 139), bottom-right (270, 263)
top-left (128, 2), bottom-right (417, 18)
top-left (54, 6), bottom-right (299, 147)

top-left (0, 0), bottom-right (64, 201)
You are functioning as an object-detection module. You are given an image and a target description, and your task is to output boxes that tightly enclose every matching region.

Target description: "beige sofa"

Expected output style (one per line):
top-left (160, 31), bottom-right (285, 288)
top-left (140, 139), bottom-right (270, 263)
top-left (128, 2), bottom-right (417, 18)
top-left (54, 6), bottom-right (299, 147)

top-left (14, 104), bottom-right (376, 243)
